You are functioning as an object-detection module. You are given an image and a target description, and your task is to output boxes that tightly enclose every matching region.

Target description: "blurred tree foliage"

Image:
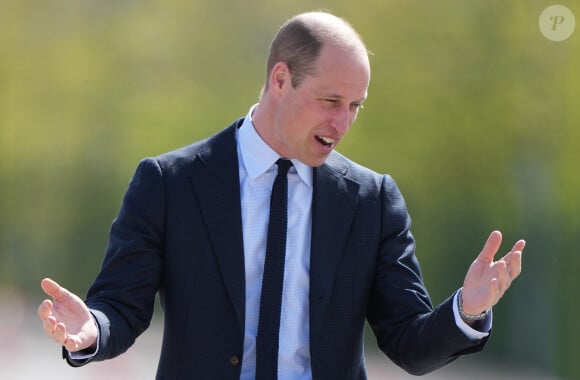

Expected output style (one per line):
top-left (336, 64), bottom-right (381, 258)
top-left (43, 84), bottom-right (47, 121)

top-left (1, 0), bottom-right (578, 377)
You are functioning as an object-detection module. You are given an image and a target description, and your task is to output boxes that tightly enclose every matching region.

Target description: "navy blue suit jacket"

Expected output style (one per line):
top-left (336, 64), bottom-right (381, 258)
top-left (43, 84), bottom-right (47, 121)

top-left (70, 119), bottom-right (487, 379)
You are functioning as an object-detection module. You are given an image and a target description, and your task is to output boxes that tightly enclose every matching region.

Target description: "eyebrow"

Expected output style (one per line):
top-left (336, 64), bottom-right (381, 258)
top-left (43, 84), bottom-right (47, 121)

top-left (321, 93), bottom-right (367, 103)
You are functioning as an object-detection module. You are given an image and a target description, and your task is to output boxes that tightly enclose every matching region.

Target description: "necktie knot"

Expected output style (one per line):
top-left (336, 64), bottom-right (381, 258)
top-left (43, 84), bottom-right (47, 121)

top-left (276, 159), bottom-right (292, 177)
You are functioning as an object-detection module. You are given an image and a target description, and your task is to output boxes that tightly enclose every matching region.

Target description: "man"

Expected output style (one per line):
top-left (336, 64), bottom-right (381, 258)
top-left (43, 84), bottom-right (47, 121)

top-left (38, 11), bottom-right (525, 379)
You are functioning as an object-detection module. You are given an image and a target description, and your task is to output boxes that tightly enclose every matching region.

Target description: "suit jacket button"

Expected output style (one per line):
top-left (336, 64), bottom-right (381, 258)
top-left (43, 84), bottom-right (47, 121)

top-left (229, 355), bottom-right (240, 367)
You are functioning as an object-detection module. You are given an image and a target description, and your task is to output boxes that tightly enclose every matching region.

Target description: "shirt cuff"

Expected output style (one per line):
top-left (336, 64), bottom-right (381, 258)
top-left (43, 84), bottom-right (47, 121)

top-left (452, 290), bottom-right (492, 341)
top-left (68, 318), bottom-right (100, 360)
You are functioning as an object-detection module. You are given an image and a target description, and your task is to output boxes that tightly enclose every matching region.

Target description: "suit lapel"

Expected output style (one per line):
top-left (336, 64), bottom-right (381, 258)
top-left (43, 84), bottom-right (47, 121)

top-left (309, 153), bottom-right (360, 342)
top-left (187, 125), bottom-right (360, 344)
top-left (189, 122), bottom-right (246, 335)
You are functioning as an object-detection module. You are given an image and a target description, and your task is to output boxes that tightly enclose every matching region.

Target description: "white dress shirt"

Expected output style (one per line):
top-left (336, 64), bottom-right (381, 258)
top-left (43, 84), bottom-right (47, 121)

top-left (237, 105), bottom-right (313, 380)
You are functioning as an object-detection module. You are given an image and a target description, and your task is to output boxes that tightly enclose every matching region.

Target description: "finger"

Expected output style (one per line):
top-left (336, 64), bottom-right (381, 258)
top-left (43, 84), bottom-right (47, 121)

top-left (42, 315), bottom-right (57, 336)
top-left (501, 242), bottom-right (524, 277)
top-left (510, 239), bottom-right (526, 253)
top-left (495, 260), bottom-right (511, 296)
top-left (37, 299), bottom-right (53, 320)
top-left (53, 322), bottom-right (68, 345)
top-left (41, 278), bottom-right (70, 303)
top-left (507, 250), bottom-right (523, 279)
top-left (63, 335), bottom-right (81, 352)
top-left (501, 239), bottom-right (526, 259)
top-left (476, 230), bottom-right (503, 264)
top-left (488, 278), bottom-right (501, 306)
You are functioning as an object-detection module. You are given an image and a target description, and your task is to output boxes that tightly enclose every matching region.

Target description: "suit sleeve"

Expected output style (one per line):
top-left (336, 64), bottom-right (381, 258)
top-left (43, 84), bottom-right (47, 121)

top-left (366, 175), bottom-right (488, 376)
top-left (67, 158), bottom-right (166, 365)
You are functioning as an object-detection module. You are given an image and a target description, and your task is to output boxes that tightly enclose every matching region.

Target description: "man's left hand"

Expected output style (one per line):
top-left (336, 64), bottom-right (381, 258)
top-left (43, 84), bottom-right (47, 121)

top-left (461, 230), bottom-right (525, 318)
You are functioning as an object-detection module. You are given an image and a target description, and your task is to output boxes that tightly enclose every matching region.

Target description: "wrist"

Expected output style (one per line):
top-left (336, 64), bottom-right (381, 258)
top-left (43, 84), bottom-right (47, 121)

top-left (458, 288), bottom-right (488, 322)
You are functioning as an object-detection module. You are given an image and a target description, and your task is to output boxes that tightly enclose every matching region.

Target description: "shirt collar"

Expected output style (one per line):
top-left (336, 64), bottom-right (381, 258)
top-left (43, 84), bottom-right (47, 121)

top-left (238, 104), bottom-right (313, 187)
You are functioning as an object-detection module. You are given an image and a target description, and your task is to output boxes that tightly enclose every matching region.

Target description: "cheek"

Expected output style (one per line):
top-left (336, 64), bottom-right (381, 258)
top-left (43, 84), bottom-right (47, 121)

top-left (350, 112), bottom-right (358, 125)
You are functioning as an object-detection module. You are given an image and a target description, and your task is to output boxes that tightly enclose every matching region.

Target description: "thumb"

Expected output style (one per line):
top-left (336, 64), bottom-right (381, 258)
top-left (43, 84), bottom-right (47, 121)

top-left (476, 231), bottom-right (503, 264)
top-left (41, 278), bottom-right (69, 302)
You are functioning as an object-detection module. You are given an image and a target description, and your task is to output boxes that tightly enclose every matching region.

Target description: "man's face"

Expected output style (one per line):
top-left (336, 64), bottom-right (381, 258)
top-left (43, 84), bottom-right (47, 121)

top-left (269, 44), bottom-right (370, 167)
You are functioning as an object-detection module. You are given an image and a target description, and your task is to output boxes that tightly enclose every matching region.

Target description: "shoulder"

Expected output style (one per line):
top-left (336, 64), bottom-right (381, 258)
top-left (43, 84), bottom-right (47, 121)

top-left (325, 150), bottom-right (398, 189)
top-left (139, 118), bottom-right (243, 176)
top-left (324, 151), bottom-right (407, 207)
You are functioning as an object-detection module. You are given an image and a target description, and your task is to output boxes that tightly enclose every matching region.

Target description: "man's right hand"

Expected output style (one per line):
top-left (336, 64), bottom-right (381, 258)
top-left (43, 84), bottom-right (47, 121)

top-left (37, 278), bottom-right (98, 353)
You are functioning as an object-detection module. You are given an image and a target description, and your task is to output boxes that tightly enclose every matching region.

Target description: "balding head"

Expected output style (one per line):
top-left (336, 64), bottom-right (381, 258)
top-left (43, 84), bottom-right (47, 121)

top-left (263, 11), bottom-right (368, 92)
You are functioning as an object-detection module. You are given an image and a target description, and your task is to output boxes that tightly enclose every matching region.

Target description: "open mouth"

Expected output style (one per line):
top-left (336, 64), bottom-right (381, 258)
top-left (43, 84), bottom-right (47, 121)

top-left (315, 136), bottom-right (335, 148)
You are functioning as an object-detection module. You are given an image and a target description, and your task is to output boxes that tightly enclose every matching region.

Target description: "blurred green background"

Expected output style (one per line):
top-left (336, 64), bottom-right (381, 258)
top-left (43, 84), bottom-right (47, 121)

top-left (1, 0), bottom-right (577, 378)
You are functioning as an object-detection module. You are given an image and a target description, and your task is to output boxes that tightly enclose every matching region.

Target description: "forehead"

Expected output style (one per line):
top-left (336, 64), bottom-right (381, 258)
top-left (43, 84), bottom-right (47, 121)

top-left (306, 44), bottom-right (370, 98)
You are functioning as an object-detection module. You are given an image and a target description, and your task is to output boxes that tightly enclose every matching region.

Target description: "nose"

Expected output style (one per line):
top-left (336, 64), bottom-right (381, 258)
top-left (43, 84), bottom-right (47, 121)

top-left (331, 107), bottom-right (352, 136)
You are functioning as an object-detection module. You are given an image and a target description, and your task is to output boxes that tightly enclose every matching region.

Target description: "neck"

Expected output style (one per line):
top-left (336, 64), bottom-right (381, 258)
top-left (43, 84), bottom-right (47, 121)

top-left (250, 99), bottom-right (276, 151)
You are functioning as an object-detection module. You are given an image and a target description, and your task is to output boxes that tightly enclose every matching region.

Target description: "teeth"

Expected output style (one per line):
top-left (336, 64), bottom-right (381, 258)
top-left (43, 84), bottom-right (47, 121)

top-left (318, 136), bottom-right (334, 145)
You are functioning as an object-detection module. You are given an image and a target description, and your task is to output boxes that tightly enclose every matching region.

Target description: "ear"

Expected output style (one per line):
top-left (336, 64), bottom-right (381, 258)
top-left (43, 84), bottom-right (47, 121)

top-left (269, 62), bottom-right (291, 93)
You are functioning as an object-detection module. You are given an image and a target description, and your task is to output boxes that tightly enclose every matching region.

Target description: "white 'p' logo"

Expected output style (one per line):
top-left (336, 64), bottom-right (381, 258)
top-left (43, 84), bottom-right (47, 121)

top-left (539, 5), bottom-right (575, 42)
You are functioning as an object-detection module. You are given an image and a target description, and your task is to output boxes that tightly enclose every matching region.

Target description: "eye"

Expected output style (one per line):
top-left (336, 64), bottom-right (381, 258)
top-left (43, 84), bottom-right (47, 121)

top-left (323, 98), bottom-right (339, 106)
top-left (350, 103), bottom-right (364, 112)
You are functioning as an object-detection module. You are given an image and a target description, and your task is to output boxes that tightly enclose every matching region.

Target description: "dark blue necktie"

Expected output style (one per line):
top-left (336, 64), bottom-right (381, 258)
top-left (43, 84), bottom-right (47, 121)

top-left (255, 159), bottom-right (292, 380)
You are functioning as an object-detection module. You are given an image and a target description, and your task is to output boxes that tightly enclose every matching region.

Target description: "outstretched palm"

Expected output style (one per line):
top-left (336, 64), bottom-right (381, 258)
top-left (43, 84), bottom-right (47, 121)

top-left (38, 278), bottom-right (98, 352)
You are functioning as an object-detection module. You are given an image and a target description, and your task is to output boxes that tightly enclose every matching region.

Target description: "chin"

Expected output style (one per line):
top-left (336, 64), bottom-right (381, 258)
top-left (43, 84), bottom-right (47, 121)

top-left (307, 156), bottom-right (330, 167)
